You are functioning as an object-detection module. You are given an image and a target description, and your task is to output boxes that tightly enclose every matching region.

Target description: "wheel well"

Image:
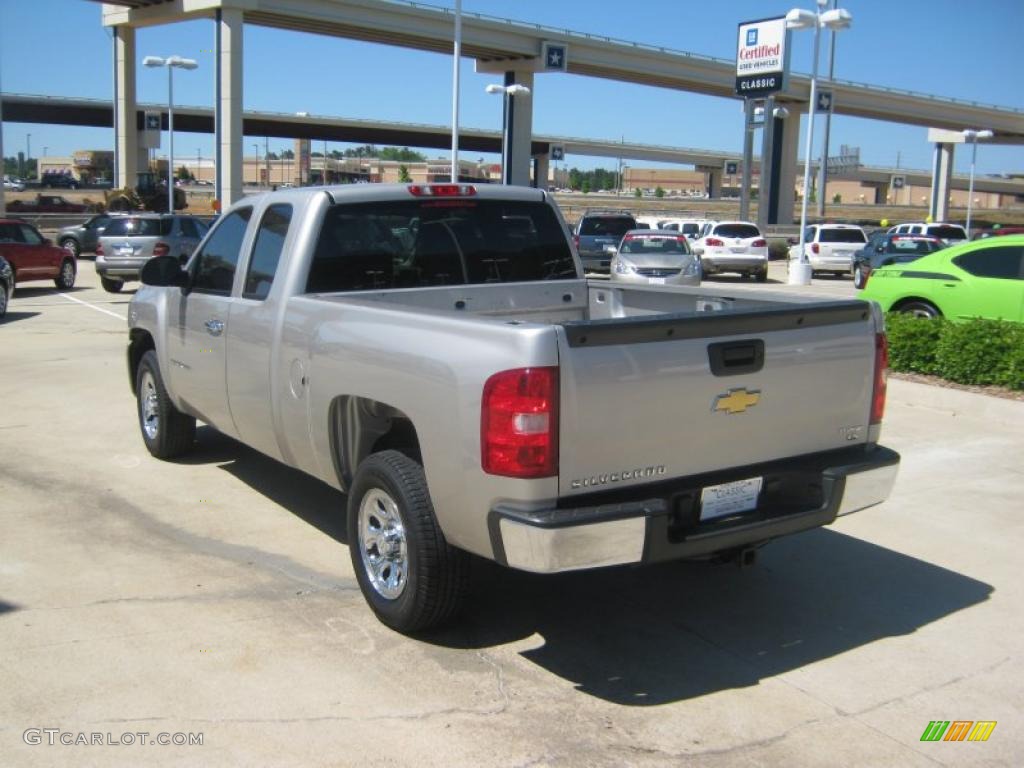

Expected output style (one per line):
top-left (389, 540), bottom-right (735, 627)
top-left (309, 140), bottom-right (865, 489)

top-left (128, 329), bottom-right (155, 395)
top-left (890, 297), bottom-right (942, 316)
top-left (329, 396), bottom-right (422, 491)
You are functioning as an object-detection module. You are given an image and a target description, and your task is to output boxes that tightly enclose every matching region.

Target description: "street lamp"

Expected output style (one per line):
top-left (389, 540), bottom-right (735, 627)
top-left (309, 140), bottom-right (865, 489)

top-left (25, 133), bottom-right (31, 178)
top-left (485, 83), bottom-right (531, 185)
top-left (786, 1), bottom-right (852, 285)
top-left (962, 129), bottom-right (993, 238)
top-left (252, 143), bottom-right (259, 187)
top-left (143, 55), bottom-right (198, 213)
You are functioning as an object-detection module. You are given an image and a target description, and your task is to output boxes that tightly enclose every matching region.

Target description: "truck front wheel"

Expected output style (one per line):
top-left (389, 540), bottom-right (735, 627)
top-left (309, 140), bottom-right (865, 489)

top-left (347, 450), bottom-right (467, 633)
top-left (136, 350), bottom-right (196, 459)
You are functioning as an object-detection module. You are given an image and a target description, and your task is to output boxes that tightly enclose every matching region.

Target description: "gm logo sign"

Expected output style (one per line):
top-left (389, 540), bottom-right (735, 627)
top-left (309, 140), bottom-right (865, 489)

top-left (746, 29), bottom-right (758, 46)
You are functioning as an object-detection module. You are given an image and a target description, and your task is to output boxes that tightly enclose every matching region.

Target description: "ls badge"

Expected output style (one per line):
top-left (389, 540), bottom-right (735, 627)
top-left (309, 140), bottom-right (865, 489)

top-left (712, 388), bottom-right (761, 414)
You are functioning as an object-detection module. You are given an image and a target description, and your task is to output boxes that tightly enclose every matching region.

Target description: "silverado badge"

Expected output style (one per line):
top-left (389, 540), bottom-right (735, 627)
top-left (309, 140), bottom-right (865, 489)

top-left (712, 387), bottom-right (761, 414)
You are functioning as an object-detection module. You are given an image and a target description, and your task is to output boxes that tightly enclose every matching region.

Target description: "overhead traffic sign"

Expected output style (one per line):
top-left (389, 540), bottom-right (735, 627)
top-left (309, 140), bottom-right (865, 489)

top-left (141, 110), bottom-right (162, 149)
top-left (816, 89), bottom-right (834, 114)
top-left (541, 41), bottom-right (568, 72)
top-left (549, 144), bottom-right (565, 162)
top-left (892, 175), bottom-right (906, 189)
top-left (735, 17), bottom-right (790, 98)
top-left (725, 161), bottom-right (738, 175)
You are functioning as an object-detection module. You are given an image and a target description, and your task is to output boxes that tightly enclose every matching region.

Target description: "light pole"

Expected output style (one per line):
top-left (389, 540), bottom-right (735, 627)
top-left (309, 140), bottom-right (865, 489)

top-left (786, 1), bottom-right (852, 285)
top-left (252, 143), bottom-right (259, 187)
top-left (26, 133), bottom-right (31, 178)
top-left (143, 55), bottom-right (198, 213)
top-left (962, 129), bottom-right (993, 238)
top-left (485, 83), bottom-right (531, 185)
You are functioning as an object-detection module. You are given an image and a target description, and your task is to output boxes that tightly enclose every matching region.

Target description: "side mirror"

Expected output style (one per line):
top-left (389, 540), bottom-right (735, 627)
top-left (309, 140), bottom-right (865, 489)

top-left (141, 255), bottom-right (190, 290)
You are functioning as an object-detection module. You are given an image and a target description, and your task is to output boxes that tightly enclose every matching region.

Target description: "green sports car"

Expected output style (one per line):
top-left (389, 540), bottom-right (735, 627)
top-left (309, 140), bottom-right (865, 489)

top-left (857, 235), bottom-right (1024, 322)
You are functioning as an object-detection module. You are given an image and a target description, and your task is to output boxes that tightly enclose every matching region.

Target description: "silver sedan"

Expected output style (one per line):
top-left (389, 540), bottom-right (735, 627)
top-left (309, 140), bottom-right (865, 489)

top-left (610, 229), bottom-right (701, 286)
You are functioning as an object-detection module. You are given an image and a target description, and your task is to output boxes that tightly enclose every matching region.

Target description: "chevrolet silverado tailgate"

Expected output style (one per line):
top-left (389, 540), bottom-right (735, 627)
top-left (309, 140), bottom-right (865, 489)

top-left (556, 299), bottom-right (879, 497)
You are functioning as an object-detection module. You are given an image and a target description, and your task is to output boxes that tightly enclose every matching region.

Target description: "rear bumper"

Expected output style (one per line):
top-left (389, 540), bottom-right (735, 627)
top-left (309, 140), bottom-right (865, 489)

top-left (701, 253), bottom-right (768, 273)
top-left (580, 254), bottom-right (611, 273)
top-left (96, 255), bottom-right (147, 279)
top-left (489, 445), bottom-right (899, 573)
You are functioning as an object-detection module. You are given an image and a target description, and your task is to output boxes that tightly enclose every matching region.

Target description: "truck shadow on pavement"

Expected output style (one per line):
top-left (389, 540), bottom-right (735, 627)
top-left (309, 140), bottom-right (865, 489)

top-left (429, 531), bottom-right (992, 705)
top-left (180, 428), bottom-right (992, 706)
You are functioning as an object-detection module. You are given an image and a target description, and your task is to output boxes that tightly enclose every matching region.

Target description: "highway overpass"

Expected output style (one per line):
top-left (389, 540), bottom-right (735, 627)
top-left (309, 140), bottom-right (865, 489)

top-left (4, 92), bottom-right (1022, 200)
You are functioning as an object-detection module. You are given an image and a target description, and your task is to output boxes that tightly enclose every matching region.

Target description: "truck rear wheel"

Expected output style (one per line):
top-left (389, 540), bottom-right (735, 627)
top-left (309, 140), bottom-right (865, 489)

top-left (347, 450), bottom-right (467, 633)
top-left (136, 350), bottom-right (196, 459)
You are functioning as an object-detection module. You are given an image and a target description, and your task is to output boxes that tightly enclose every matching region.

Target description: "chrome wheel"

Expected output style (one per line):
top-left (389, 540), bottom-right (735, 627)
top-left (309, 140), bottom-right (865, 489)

top-left (358, 488), bottom-right (408, 600)
top-left (60, 260), bottom-right (75, 288)
top-left (140, 370), bottom-right (160, 441)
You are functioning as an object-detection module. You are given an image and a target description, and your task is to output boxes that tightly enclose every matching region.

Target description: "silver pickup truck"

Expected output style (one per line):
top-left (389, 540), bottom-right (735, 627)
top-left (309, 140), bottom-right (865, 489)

top-left (127, 183), bottom-right (899, 633)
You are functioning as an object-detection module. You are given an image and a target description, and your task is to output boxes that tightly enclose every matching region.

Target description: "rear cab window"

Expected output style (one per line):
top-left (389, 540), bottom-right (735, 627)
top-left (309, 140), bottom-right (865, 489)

top-left (243, 205), bottom-right (292, 300)
top-left (103, 218), bottom-right (172, 237)
top-left (306, 198), bottom-right (576, 293)
top-left (579, 216), bottom-right (636, 237)
top-left (714, 224), bottom-right (760, 239)
top-left (927, 225), bottom-right (967, 241)
top-left (819, 228), bottom-right (866, 244)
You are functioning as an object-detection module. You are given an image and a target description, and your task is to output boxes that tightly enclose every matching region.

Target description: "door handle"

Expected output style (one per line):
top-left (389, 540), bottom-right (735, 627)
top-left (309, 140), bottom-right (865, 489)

top-left (204, 319), bottom-right (224, 336)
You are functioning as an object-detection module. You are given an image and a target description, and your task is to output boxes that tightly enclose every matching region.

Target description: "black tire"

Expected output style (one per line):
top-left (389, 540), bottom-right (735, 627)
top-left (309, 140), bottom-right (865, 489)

top-left (0, 282), bottom-right (8, 318)
top-left (54, 258), bottom-right (76, 290)
top-left (853, 267), bottom-right (864, 290)
top-left (897, 300), bottom-right (941, 319)
top-left (347, 450), bottom-right (468, 634)
top-left (60, 238), bottom-right (81, 258)
top-left (755, 269), bottom-right (768, 282)
top-left (135, 350), bottom-right (196, 459)
top-left (100, 276), bottom-right (124, 293)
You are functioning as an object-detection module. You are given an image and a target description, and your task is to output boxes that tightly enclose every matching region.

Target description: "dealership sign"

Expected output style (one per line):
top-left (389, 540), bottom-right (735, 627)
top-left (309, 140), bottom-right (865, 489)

top-left (735, 17), bottom-right (790, 97)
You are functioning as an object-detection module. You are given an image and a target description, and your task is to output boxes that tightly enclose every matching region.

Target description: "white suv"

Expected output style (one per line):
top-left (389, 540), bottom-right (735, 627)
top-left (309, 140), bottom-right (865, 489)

top-left (886, 222), bottom-right (967, 244)
top-left (790, 224), bottom-right (866, 277)
top-left (691, 221), bottom-right (768, 281)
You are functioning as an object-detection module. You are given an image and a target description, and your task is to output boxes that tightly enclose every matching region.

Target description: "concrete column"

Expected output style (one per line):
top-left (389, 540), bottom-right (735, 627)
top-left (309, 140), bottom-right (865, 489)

top-left (706, 168), bottom-right (723, 199)
top-left (504, 70), bottom-right (534, 187)
top-left (929, 142), bottom-right (954, 223)
top-left (532, 153), bottom-right (549, 189)
top-left (216, 8), bottom-right (244, 206)
top-left (114, 26), bottom-right (138, 190)
top-left (772, 110), bottom-right (801, 225)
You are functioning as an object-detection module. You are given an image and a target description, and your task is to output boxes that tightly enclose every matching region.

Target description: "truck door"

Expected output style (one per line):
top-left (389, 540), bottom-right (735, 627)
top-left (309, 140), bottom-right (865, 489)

top-left (165, 207), bottom-right (253, 436)
top-left (225, 203), bottom-right (294, 461)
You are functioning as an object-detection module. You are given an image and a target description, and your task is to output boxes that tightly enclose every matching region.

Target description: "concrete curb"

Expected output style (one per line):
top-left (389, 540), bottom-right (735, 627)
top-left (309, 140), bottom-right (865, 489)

top-left (887, 377), bottom-right (1024, 425)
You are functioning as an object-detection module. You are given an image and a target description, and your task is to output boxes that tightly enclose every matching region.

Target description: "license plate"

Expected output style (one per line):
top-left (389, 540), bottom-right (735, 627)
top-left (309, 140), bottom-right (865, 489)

top-left (650, 277), bottom-right (666, 284)
top-left (729, 246), bottom-right (747, 253)
top-left (116, 247), bottom-right (133, 257)
top-left (700, 477), bottom-right (763, 521)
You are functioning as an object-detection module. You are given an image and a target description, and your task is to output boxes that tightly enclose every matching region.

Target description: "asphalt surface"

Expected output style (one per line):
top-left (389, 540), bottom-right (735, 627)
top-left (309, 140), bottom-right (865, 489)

top-left (1, 260), bottom-right (1021, 767)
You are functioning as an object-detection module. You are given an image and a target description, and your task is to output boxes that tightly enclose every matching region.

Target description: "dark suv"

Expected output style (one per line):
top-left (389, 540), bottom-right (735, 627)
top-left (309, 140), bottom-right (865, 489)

top-left (40, 172), bottom-right (80, 190)
top-left (573, 210), bottom-right (637, 273)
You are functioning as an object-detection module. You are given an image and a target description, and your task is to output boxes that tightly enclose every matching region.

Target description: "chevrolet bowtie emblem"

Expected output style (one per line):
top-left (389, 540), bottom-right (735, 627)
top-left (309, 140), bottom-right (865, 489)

top-left (712, 388), bottom-right (761, 414)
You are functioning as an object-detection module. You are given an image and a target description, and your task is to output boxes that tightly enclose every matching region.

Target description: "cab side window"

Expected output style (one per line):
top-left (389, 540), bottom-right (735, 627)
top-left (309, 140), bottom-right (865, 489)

top-left (190, 208), bottom-right (253, 296)
top-left (243, 204), bottom-right (292, 300)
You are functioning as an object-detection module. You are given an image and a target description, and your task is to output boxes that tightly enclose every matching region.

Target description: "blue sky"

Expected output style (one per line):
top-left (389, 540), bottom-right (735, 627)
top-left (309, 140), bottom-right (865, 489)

top-left (1, 0), bottom-right (1022, 175)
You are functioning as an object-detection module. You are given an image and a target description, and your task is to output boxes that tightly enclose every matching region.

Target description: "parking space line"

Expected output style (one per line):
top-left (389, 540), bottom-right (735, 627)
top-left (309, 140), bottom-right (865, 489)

top-left (57, 292), bottom-right (126, 321)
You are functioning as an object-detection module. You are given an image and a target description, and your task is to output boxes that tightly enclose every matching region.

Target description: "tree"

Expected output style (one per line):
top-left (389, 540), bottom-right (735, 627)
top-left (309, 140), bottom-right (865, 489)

top-left (176, 165), bottom-right (192, 181)
top-left (280, 149), bottom-right (295, 160)
top-left (380, 146), bottom-right (427, 163)
top-left (581, 179), bottom-right (591, 194)
top-left (832, 193), bottom-right (842, 204)
top-left (398, 165), bottom-right (412, 183)
top-left (634, 187), bottom-right (642, 198)
top-left (655, 186), bottom-right (665, 198)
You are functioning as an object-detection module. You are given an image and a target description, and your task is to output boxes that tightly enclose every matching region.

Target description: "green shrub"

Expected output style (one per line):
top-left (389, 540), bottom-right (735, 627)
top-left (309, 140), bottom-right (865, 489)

top-left (767, 238), bottom-right (790, 261)
top-left (934, 319), bottom-right (1024, 389)
top-left (885, 313), bottom-right (944, 375)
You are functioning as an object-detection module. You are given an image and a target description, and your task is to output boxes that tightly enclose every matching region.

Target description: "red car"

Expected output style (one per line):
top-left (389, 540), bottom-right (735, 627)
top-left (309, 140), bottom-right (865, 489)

top-left (0, 219), bottom-right (77, 291)
top-left (6, 194), bottom-right (89, 214)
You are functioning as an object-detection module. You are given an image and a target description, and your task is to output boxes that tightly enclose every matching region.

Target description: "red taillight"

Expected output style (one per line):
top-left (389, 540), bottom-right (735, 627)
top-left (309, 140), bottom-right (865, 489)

top-left (153, 242), bottom-right (170, 257)
top-left (706, 237), bottom-right (724, 247)
top-left (95, 242), bottom-right (103, 256)
top-left (408, 184), bottom-right (476, 197)
top-left (752, 238), bottom-right (767, 247)
top-left (811, 242), bottom-right (820, 254)
top-left (870, 333), bottom-right (888, 425)
top-left (481, 367), bottom-right (558, 479)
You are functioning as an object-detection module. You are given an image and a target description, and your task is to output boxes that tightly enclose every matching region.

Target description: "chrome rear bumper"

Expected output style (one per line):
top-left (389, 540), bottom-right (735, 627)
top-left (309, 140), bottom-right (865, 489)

top-left (490, 445), bottom-right (899, 573)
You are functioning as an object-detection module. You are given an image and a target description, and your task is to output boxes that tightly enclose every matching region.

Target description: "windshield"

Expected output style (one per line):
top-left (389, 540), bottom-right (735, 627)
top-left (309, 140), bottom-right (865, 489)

top-left (579, 216), bottom-right (636, 237)
top-left (102, 218), bottom-right (171, 237)
top-left (713, 224), bottom-right (760, 239)
top-left (820, 229), bottom-right (866, 243)
top-left (620, 235), bottom-right (691, 256)
top-left (306, 198), bottom-right (577, 292)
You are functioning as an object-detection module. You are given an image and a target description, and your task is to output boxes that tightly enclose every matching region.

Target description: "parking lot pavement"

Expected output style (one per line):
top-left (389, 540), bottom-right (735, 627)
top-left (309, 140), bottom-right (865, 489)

top-left (2, 261), bottom-right (1022, 767)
